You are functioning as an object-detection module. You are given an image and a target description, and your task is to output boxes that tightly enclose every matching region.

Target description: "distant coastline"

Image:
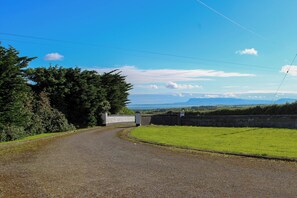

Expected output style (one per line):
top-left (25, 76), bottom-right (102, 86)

top-left (128, 97), bottom-right (297, 110)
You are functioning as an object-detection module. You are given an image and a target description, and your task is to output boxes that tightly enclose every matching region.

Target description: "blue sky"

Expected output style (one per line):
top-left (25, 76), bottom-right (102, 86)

top-left (2, 0), bottom-right (297, 103)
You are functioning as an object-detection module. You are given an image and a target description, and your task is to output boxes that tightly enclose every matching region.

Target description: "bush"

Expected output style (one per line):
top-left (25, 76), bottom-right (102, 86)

top-left (33, 92), bottom-right (75, 133)
top-left (46, 109), bottom-right (75, 132)
top-left (118, 107), bottom-right (134, 115)
top-left (0, 126), bottom-right (26, 141)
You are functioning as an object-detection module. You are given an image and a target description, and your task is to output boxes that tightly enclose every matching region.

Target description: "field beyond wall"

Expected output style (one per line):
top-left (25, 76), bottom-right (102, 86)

top-left (130, 126), bottom-right (297, 160)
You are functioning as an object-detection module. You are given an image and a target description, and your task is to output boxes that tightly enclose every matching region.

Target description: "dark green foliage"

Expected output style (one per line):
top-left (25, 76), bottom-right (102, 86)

top-left (190, 102), bottom-right (297, 116)
top-left (26, 67), bottom-right (132, 127)
top-left (32, 92), bottom-right (75, 133)
top-left (0, 44), bottom-right (132, 142)
top-left (26, 66), bottom-right (104, 127)
top-left (0, 45), bottom-right (35, 141)
top-left (101, 70), bottom-right (132, 114)
top-left (64, 69), bottom-right (106, 127)
top-left (26, 66), bottom-right (69, 113)
top-left (118, 107), bottom-right (135, 115)
top-left (100, 100), bottom-right (111, 113)
top-left (0, 45), bottom-right (75, 142)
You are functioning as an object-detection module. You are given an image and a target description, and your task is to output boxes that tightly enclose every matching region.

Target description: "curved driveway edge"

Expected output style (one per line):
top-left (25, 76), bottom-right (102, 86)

top-left (1, 126), bottom-right (297, 197)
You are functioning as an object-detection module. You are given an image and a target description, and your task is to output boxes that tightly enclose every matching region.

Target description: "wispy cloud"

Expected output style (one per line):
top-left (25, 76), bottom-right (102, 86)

top-left (94, 66), bottom-right (255, 84)
top-left (236, 48), bottom-right (258, 56)
top-left (173, 93), bottom-right (186, 97)
top-left (223, 85), bottom-right (249, 89)
top-left (280, 65), bottom-right (297, 76)
top-left (135, 84), bottom-right (159, 89)
top-left (149, 85), bottom-right (159, 89)
top-left (166, 81), bottom-right (202, 89)
top-left (44, 53), bottom-right (64, 61)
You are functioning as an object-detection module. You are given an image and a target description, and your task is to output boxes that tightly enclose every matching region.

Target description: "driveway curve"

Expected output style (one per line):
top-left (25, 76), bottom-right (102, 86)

top-left (0, 126), bottom-right (297, 197)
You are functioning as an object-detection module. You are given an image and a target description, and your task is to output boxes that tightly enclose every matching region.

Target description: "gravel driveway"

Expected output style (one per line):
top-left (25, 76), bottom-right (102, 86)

top-left (0, 126), bottom-right (296, 197)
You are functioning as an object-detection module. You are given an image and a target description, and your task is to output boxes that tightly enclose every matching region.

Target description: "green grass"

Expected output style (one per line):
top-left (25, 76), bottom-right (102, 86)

top-left (0, 132), bottom-right (69, 145)
top-left (130, 126), bottom-right (297, 159)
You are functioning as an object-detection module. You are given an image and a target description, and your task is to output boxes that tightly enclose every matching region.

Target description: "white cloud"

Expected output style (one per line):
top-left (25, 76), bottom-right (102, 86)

top-left (236, 48), bottom-right (258, 56)
top-left (203, 94), bottom-right (220, 98)
top-left (223, 85), bottom-right (249, 89)
top-left (176, 93), bottom-right (185, 97)
top-left (247, 95), bottom-right (264, 99)
top-left (94, 66), bottom-right (255, 84)
top-left (136, 84), bottom-right (159, 89)
top-left (148, 85), bottom-right (159, 89)
top-left (44, 53), bottom-right (64, 61)
top-left (280, 65), bottom-right (297, 76)
top-left (166, 81), bottom-right (202, 89)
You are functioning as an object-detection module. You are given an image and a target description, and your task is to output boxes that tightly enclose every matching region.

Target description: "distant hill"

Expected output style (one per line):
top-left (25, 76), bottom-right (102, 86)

top-left (128, 98), bottom-right (297, 110)
top-left (273, 98), bottom-right (297, 104)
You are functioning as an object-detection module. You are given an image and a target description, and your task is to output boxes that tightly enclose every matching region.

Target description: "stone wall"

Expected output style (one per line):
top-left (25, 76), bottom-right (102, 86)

top-left (142, 114), bottom-right (180, 126)
top-left (141, 114), bottom-right (297, 129)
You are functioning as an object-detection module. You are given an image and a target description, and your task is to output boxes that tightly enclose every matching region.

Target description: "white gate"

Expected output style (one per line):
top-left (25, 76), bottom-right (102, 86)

top-left (101, 112), bottom-right (141, 126)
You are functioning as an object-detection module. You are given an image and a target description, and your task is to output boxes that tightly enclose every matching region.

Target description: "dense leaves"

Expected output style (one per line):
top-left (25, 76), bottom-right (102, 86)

top-left (26, 66), bottom-right (132, 127)
top-left (101, 70), bottom-right (133, 114)
top-left (0, 44), bottom-right (132, 142)
top-left (0, 45), bottom-right (35, 141)
top-left (32, 92), bottom-right (75, 133)
top-left (182, 102), bottom-right (297, 116)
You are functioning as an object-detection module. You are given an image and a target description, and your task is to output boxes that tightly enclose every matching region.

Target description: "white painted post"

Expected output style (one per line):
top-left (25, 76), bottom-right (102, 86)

top-left (135, 112), bottom-right (141, 127)
top-left (180, 110), bottom-right (185, 118)
top-left (179, 110), bottom-right (185, 126)
top-left (101, 112), bottom-right (108, 126)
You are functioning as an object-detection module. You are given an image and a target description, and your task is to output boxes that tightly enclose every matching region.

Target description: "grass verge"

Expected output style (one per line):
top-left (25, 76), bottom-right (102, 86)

top-left (130, 126), bottom-right (297, 161)
top-left (0, 132), bottom-right (69, 145)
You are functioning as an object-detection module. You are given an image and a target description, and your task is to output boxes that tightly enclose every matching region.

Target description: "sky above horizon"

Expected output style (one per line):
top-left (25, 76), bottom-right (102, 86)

top-left (1, 0), bottom-right (297, 103)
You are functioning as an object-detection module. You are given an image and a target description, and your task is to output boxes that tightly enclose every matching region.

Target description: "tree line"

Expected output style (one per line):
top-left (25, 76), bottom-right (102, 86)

top-left (0, 44), bottom-right (132, 142)
top-left (182, 103), bottom-right (297, 116)
top-left (198, 103), bottom-right (297, 116)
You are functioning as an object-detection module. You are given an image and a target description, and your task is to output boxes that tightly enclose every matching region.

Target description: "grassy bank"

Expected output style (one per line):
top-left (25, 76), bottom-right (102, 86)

top-left (0, 132), bottom-right (69, 145)
top-left (130, 126), bottom-right (297, 159)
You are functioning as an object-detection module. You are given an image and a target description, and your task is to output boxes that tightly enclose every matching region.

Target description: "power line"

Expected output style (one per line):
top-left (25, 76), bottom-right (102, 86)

top-left (0, 32), bottom-right (275, 71)
top-left (195, 0), bottom-right (264, 39)
top-left (273, 54), bottom-right (297, 103)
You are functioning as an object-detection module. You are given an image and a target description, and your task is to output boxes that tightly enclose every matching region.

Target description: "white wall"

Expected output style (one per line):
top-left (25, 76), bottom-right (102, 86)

top-left (106, 115), bottom-right (135, 124)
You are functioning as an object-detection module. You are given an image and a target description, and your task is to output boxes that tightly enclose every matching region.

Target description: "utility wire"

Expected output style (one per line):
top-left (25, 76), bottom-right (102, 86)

top-left (195, 0), bottom-right (264, 39)
top-left (0, 32), bottom-right (274, 71)
top-left (273, 54), bottom-right (297, 103)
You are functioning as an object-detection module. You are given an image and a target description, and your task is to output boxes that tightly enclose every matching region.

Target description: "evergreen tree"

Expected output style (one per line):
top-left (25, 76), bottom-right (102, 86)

top-left (0, 45), bottom-right (35, 140)
top-left (101, 70), bottom-right (132, 114)
top-left (27, 67), bottom-right (108, 127)
top-left (26, 66), bottom-right (69, 113)
top-left (64, 68), bottom-right (106, 127)
top-left (26, 66), bottom-right (132, 127)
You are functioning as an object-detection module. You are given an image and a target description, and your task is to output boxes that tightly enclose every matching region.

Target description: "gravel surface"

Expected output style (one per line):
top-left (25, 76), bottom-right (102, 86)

top-left (0, 126), bottom-right (297, 197)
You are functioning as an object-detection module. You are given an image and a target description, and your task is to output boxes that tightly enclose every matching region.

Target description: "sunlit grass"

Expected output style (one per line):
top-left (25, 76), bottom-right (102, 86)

top-left (131, 126), bottom-right (297, 159)
top-left (0, 132), bottom-right (68, 145)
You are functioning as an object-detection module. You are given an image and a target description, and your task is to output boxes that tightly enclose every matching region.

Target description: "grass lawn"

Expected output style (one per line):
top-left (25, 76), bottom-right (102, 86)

top-left (130, 126), bottom-right (297, 159)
